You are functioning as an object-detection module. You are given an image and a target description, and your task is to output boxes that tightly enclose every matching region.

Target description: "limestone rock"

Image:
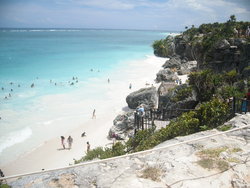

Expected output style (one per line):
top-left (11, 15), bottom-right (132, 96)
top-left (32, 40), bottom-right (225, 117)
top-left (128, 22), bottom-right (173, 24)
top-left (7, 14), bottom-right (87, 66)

top-left (214, 39), bottom-right (230, 50)
top-left (158, 84), bottom-right (198, 112)
top-left (158, 82), bottom-right (176, 97)
top-left (162, 56), bottom-right (182, 69)
top-left (155, 68), bottom-right (178, 83)
top-left (177, 61), bottom-right (197, 75)
top-left (126, 87), bottom-right (158, 109)
top-left (109, 111), bottom-right (135, 140)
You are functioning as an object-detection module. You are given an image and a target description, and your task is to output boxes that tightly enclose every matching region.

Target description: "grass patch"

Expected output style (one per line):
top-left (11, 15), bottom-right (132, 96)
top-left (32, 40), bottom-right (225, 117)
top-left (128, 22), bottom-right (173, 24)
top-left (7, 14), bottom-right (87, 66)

top-left (229, 147), bottom-right (242, 153)
top-left (197, 158), bottom-right (214, 169)
top-left (216, 160), bottom-right (229, 171)
top-left (227, 157), bottom-right (241, 163)
top-left (217, 124), bottom-right (232, 131)
top-left (140, 167), bottom-right (162, 182)
top-left (0, 184), bottom-right (11, 188)
top-left (196, 146), bottom-right (232, 171)
top-left (198, 146), bottom-right (228, 158)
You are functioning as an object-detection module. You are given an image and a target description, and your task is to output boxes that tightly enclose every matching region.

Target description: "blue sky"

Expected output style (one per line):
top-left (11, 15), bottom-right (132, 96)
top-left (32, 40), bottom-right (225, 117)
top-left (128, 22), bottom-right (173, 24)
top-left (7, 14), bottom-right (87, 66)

top-left (0, 0), bottom-right (249, 30)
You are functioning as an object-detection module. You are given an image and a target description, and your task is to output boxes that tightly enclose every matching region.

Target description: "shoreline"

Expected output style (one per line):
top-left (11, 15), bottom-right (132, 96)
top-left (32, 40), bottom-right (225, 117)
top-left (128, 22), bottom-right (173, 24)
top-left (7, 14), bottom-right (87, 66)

top-left (1, 55), bottom-right (168, 176)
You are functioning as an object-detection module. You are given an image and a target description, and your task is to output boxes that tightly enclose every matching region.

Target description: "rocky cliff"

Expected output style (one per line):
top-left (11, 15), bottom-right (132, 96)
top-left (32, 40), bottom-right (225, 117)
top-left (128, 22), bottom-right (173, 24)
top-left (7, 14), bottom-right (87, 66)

top-left (8, 113), bottom-right (250, 188)
top-left (154, 20), bottom-right (250, 78)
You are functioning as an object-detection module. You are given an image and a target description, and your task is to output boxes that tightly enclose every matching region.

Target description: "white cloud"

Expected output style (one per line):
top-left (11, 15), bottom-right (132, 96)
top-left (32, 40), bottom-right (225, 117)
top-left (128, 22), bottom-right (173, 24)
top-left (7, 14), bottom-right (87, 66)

top-left (73, 0), bottom-right (135, 10)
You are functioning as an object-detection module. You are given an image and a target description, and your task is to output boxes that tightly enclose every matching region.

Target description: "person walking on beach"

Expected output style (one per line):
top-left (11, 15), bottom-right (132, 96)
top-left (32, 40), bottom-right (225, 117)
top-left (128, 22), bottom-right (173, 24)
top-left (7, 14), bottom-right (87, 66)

top-left (129, 83), bottom-right (132, 89)
top-left (87, 141), bottom-right (90, 152)
top-left (108, 78), bottom-right (110, 83)
top-left (60, 136), bottom-right (66, 149)
top-left (92, 109), bottom-right (96, 119)
top-left (67, 136), bottom-right (73, 149)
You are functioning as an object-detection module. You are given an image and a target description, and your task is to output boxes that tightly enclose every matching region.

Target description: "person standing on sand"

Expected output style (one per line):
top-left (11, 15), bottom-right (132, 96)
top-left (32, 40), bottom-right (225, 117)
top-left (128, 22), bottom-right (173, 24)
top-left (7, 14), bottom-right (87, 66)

top-left (87, 142), bottom-right (90, 152)
top-left (92, 109), bottom-right (96, 119)
top-left (67, 136), bottom-right (73, 149)
top-left (129, 83), bottom-right (132, 89)
top-left (61, 136), bottom-right (65, 149)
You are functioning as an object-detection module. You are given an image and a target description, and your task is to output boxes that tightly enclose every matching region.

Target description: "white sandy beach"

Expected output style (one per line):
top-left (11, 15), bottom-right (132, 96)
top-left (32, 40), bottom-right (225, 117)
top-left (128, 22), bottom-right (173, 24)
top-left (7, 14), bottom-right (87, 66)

top-left (1, 55), bottom-right (172, 176)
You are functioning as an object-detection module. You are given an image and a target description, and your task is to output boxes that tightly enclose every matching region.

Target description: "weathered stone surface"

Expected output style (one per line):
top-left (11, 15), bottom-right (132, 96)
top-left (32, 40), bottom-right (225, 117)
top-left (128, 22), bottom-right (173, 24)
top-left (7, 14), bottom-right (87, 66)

top-left (162, 56), bottom-right (182, 69)
top-left (158, 84), bottom-right (198, 112)
top-left (9, 114), bottom-right (250, 188)
top-left (158, 82), bottom-right (176, 96)
top-left (164, 32), bottom-right (250, 76)
top-left (155, 68), bottom-right (178, 83)
top-left (177, 60), bottom-right (197, 75)
top-left (109, 111), bottom-right (135, 140)
top-left (214, 39), bottom-right (230, 50)
top-left (126, 87), bottom-right (158, 109)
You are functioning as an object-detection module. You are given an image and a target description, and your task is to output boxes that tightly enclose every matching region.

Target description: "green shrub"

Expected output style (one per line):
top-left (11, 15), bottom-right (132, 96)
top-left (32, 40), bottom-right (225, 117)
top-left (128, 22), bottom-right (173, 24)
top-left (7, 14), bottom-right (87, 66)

top-left (196, 98), bottom-right (230, 130)
top-left (0, 184), bottom-right (11, 188)
top-left (224, 70), bottom-right (238, 85)
top-left (171, 86), bottom-right (193, 102)
top-left (74, 147), bottom-right (104, 163)
top-left (127, 111), bottom-right (200, 152)
top-left (74, 142), bottom-right (126, 163)
top-left (216, 85), bottom-right (244, 100)
top-left (189, 70), bottom-right (223, 102)
top-left (126, 129), bottom-right (155, 152)
top-left (166, 111), bottom-right (200, 137)
top-left (152, 40), bottom-right (168, 57)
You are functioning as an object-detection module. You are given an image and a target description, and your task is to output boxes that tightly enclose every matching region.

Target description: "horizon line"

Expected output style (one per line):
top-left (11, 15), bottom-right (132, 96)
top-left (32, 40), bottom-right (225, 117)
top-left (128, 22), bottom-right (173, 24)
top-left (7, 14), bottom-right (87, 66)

top-left (0, 27), bottom-right (181, 33)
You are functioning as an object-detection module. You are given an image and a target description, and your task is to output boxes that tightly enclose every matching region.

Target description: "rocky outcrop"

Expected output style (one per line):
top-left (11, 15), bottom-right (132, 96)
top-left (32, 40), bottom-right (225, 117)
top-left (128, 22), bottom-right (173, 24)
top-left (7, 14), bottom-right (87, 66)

top-left (177, 60), bottom-right (197, 75)
top-left (162, 56), bottom-right (197, 76)
top-left (167, 34), bottom-right (250, 76)
top-left (108, 111), bottom-right (135, 140)
top-left (9, 114), bottom-right (250, 188)
top-left (157, 29), bottom-right (250, 77)
top-left (214, 39), bottom-right (230, 50)
top-left (155, 68), bottom-right (178, 83)
top-left (198, 38), bottom-right (250, 74)
top-left (126, 87), bottom-right (158, 109)
top-left (158, 82), bottom-right (176, 96)
top-left (162, 56), bottom-right (182, 69)
top-left (158, 84), bottom-right (198, 111)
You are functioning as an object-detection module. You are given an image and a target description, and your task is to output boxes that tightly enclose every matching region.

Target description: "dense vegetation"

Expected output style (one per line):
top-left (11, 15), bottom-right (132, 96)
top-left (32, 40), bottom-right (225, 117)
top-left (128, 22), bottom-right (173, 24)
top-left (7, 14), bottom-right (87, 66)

top-left (184, 15), bottom-right (250, 52)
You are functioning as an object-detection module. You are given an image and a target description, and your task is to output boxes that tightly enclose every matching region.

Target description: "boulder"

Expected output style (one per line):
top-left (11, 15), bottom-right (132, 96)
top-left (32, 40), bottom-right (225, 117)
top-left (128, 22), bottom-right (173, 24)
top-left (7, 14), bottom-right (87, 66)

top-left (155, 68), bottom-right (178, 83)
top-left (158, 82), bottom-right (176, 96)
top-left (109, 111), bottom-right (135, 140)
top-left (126, 87), bottom-right (158, 109)
top-left (177, 61), bottom-right (197, 75)
top-left (158, 84), bottom-right (198, 114)
top-left (162, 56), bottom-right (182, 69)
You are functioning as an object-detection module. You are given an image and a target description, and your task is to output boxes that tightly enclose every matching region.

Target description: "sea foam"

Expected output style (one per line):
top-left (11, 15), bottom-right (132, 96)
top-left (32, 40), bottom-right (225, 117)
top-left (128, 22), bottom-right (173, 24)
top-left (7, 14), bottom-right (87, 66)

top-left (0, 127), bottom-right (32, 153)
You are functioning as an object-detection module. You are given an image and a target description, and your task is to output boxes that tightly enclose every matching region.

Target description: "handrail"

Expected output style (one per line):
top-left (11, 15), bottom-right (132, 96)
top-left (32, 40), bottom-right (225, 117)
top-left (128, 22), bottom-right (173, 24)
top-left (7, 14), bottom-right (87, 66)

top-left (1, 123), bottom-right (249, 181)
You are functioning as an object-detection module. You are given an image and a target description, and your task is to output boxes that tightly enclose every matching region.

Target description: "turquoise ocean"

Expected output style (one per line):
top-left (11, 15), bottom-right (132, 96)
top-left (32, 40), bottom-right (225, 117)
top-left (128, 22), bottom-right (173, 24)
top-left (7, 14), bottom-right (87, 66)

top-left (0, 29), bottom-right (170, 165)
